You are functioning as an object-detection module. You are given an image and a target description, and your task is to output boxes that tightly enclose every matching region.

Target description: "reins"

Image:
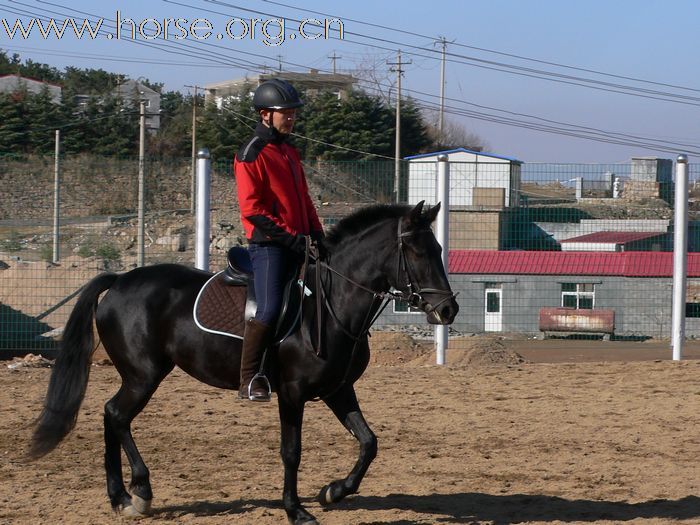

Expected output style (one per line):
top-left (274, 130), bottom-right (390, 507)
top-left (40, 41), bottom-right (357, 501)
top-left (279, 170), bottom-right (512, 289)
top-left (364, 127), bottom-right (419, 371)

top-left (306, 218), bottom-right (456, 401)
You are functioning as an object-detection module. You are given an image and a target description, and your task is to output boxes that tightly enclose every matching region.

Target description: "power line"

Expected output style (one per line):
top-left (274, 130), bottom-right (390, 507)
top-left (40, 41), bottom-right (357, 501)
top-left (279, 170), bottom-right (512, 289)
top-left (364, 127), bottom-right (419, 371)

top-left (22, 0), bottom-right (700, 109)
top-left (259, 0), bottom-right (700, 95)
top-left (11, 2), bottom-right (700, 156)
top-left (192, 0), bottom-right (700, 106)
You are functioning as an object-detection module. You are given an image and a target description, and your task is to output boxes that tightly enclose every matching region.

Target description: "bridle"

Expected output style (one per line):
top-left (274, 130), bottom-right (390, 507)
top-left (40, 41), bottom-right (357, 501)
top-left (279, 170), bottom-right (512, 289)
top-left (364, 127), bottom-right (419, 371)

top-left (395, 221), bottom-right (458, 321)
top-left (311, 219), bottom-right (457, 347)
top-left (305, 218), bottom-right (457, 400)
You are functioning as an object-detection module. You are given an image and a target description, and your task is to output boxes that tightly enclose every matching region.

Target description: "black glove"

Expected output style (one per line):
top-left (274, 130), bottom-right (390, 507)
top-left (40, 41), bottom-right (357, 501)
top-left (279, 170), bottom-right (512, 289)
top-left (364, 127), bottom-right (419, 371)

top-left (287, 234), bottom-right (308, 255)
top-left (310, 231), bottom-right (327, 260)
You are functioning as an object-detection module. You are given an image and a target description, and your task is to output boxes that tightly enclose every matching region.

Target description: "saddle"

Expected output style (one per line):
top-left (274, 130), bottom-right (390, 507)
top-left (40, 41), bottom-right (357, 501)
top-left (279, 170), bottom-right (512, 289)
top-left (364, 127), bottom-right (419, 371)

top-left (193, 247), bottom-right (306, 343)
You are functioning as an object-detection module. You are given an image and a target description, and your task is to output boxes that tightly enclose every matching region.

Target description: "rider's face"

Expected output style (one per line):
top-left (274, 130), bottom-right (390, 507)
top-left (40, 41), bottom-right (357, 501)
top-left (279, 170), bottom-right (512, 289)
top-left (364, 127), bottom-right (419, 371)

top-left (261, 108), bottom-right (297, 134)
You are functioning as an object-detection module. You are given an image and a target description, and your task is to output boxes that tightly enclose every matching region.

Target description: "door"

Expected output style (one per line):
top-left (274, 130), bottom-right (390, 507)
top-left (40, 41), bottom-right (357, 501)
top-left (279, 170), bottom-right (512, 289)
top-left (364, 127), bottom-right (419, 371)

top-left (484, 287), bottom-right (502, 332)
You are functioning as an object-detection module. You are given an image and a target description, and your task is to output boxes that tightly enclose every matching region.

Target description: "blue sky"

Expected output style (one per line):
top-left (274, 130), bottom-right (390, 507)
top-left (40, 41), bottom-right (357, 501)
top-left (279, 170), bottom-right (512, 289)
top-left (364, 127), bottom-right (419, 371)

top-left (1, 0), bottom-right (699, 162)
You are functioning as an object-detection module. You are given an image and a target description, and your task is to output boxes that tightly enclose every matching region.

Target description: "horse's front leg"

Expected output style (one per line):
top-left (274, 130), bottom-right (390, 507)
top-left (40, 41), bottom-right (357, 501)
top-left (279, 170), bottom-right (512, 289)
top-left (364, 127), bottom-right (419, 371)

top-left (278, 396), bottom-right (318, 525)
top-left (318, 386), bottom-right (377, 506)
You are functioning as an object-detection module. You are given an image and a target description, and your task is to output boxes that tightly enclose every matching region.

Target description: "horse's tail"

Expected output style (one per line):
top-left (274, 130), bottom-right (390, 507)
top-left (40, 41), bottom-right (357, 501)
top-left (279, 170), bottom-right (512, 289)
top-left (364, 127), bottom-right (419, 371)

top-left (28, 272), bottom-right (118, 460)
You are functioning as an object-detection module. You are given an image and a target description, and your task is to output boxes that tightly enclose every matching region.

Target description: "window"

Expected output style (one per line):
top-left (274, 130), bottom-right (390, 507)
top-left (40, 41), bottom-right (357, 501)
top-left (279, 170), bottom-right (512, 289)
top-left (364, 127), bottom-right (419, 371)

top-left (686, 303), bottom-right (700, 318)
top-left (561, 283), bottom-right (594, 309)
top-left (393, 299), bottom-right (422, 314)
top-left (485, 282), bottom-right (502, 313)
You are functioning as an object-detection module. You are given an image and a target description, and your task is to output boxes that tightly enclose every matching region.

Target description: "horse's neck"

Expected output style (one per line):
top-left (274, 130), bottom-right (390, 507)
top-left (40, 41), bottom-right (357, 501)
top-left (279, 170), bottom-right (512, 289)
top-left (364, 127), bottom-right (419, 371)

top-left (322, 234), bottom-right (393, 335)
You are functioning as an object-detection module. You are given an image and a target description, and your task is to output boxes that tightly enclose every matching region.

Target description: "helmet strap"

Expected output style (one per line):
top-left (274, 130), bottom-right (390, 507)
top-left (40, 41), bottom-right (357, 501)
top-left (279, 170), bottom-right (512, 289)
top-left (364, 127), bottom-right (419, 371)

top-left (261, 109), bottom-right (287, 140)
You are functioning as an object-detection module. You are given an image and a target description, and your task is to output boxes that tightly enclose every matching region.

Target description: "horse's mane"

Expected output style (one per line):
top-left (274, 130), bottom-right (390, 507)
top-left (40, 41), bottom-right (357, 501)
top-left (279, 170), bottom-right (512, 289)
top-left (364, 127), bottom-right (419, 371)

top-left (324, 204), bottom-right (411, 247)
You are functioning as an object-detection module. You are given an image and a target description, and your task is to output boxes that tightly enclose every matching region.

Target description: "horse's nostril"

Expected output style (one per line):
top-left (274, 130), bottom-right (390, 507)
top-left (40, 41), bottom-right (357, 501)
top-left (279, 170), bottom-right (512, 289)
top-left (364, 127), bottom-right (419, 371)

top-left (440, 301), bottom-right (458, 321)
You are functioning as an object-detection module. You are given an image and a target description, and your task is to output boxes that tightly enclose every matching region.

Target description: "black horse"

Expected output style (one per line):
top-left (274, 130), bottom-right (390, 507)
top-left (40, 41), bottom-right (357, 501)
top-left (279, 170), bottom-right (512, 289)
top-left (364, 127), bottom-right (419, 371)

top-left (29, 201), bottom-right (459, 525)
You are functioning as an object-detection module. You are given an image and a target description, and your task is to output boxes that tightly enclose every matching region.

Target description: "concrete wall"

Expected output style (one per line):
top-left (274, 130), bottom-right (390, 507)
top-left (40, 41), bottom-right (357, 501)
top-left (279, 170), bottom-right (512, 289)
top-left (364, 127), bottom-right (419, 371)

top-left (536, 219), bottom-right (671, 243)
top-left (626, 157), bottom-right (673, 202)
top-left (449, 210), bottom-right (503, 250)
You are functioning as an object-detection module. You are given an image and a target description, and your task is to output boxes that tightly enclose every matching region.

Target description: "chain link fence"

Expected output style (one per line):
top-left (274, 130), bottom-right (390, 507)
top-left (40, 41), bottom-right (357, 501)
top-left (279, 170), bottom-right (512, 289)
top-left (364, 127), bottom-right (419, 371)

top-left (0, 154), bottom-right (696, 356)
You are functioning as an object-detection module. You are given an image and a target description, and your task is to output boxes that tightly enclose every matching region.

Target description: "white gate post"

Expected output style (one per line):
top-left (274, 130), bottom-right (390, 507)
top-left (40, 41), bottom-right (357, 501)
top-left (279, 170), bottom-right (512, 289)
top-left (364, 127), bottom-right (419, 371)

top-left (672, 154), bottom-right (689, 360)
top-left (435, 154), bottom-right (450, 365)
top-left (195, 148), bottom-right (211, 271)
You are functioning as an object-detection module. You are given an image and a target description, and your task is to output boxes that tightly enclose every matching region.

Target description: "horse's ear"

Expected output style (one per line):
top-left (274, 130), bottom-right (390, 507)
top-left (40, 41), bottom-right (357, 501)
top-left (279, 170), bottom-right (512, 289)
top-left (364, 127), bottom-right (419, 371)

top-left (408, 200), bottom-right (425, 224)
top-left (424, 202), bottom-right (441, 223)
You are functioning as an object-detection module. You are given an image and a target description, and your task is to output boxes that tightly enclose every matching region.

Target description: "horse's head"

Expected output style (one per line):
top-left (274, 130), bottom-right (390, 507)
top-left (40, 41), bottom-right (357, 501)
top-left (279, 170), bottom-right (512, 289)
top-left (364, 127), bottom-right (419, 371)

top-left (394, 201), bottom-right (459, 325)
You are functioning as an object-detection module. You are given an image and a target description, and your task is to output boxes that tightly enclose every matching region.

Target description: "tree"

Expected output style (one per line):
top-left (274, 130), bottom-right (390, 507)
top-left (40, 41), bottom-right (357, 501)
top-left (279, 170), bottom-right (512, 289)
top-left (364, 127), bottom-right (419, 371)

top-left (18, 59), bottom-right (62, 84)
top-left (91, 94), bottom-right (138, 156)
top-left (198, 84), bottom-right (256, 160)
top-left (0, 51), bottom-right (22, 76)
top-left (0, 91), bottom-right (29, 154)
top-left (423, 108), bottom-right (489, 152)
top-left (26, 86), bottom-right (62, 154)
top-left (62, 66), bottom-right (125, 96)
top-left (296, 91), bottom-right (392, 160)
top-left (148, 90), bottom-right (192, 157)
top-left (395, 97), bottom-right (431, 157)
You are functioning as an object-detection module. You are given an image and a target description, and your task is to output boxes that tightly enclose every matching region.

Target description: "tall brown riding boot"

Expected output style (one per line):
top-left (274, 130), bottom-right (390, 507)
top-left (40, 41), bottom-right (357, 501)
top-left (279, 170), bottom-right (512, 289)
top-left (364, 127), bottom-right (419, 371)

top-left (238, 318), bottom-right (275, 401)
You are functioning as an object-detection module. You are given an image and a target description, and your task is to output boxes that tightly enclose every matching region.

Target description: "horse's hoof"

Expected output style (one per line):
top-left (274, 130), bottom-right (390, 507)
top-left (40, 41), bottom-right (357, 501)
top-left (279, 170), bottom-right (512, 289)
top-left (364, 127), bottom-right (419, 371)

top-left (318, 481), bottom-right (345, 507)
top-left (288, 519), bottom-right (319, 525)
top-left (322, 486), bottom-right (334, 505)
top-left (119, 503), bottom-right (146, 519)
top-left (131, 494), bottom-right (152, 515)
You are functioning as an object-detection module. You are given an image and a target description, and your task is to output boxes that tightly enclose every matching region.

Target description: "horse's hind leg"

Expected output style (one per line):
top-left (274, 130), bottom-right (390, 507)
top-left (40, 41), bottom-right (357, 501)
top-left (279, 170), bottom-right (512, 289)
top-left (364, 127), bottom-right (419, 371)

top-left (318, 386), bottom-right (377, 506)
top-left (104, 369), bottom-right (171, 516)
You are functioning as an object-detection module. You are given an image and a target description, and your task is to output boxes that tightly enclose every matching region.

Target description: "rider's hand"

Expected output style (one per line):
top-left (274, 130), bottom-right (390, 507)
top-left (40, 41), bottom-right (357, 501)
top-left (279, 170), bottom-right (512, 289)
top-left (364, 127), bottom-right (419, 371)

top-left (287, 234), bottom-right (308, 255)
top-left (310, 230), bottom-right (327, 260)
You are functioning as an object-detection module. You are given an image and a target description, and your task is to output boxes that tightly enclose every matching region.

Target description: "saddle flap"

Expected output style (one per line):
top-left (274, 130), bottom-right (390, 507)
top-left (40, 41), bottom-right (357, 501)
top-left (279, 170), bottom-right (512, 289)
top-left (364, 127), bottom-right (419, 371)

top-left (193, 271), bottom-right (248, 338)
top-left (194, 267), bottom-right (305, 342)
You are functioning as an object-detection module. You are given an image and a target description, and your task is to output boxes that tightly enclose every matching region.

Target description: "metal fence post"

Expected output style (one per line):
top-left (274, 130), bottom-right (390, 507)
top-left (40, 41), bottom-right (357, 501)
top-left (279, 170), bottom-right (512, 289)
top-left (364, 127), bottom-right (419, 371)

top-left (195, 148), bottom-right (211, 271)
top-left (672, 154), bottom-right (689, 360)
top-left (575, 177), bottom-right (583, 201)
top-left (52, 129), bottom-right (60, 263)
top-left (137, 100), bottom-right (146, 267)
top-left (435, 154), bottom-right (449, 365)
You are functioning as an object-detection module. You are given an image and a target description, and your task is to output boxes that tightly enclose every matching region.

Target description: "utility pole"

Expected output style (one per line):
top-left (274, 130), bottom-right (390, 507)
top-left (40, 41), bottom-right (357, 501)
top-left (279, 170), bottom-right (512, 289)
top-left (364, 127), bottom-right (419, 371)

top-left (277, 54), bottom-right (283, 71)
top-left (185, 84), bottom-right (202, 214)
top-left (388, 49), bottom-right (411, 203)
top-left (328, 51), bottom-right (341, 74)
top-left (437, 37), bottom-right (448, 148)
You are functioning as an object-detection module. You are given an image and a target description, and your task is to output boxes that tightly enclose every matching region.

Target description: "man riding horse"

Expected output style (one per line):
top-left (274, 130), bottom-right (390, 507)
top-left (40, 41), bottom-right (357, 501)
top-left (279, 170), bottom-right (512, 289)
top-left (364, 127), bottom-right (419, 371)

top-left (234, 79), bottom-right (324, 401)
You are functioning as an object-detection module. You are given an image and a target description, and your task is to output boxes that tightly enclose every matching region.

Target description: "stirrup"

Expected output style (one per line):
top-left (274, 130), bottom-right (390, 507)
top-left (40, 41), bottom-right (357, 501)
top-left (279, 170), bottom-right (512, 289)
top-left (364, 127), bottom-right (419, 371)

top-left (246, 372), bottom-right (271, 401)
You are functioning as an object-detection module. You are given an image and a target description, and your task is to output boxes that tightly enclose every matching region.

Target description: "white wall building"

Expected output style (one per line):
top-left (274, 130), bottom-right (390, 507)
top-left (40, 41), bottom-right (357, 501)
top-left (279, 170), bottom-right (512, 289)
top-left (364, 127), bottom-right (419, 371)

top-left (406, 148), bottom-right (522, 208)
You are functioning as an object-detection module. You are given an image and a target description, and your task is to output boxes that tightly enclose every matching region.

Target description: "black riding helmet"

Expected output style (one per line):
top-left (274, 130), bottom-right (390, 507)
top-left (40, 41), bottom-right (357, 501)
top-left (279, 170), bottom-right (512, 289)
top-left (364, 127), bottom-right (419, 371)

top-left (253, 79), bottom-right (304, 111)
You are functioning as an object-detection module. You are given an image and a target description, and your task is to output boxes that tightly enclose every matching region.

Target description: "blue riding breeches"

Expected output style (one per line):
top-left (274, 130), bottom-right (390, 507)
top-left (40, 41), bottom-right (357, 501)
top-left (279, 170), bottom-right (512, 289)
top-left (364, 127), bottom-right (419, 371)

top-left (247, 242), bottom-right (297, 326)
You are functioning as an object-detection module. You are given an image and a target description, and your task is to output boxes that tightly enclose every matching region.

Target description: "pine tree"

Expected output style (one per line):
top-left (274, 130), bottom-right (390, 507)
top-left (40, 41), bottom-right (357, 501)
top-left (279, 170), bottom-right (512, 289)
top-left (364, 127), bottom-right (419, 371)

top-left (0, 91), bottom-right (29, 154)
top-left (198, 84), bottom-right (256, 161)
top-left (149, 91), bottom-right (194, 158)
top-left (26, 86), bottom-right (62, 154)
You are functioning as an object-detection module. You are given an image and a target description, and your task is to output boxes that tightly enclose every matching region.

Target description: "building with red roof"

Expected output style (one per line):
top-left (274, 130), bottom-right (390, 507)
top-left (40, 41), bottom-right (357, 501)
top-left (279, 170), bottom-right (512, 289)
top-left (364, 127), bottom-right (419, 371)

top-left (430, 250), bottom-right (700, 338)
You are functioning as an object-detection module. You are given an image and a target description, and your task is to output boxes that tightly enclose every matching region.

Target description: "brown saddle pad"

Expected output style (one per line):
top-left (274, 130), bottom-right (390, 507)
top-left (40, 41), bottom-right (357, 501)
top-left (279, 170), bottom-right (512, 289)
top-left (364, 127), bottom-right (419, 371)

top-left (194, 271), bottom-right (247, 339)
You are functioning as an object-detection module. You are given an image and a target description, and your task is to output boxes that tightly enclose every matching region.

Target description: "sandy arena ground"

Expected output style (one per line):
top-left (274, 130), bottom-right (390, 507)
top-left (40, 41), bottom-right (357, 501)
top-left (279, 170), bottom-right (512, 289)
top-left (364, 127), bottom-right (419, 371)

top-left (1, 335), bottom-right (700, 525)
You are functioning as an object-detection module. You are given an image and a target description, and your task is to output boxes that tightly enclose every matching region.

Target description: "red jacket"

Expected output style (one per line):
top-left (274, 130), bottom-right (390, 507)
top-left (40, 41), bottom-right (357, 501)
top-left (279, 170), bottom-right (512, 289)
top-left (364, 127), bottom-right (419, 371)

top-left (234, 123), bottom-right (323, 245)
